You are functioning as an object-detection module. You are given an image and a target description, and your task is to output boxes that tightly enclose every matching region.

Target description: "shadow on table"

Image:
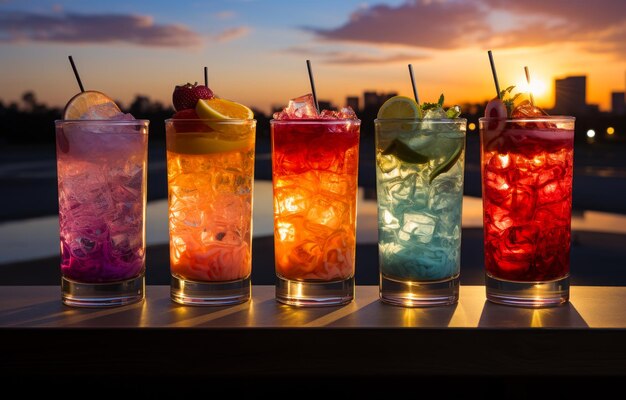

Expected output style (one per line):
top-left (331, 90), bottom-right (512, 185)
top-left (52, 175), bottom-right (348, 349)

top-left (329, 301), bottom-right (458, 327)
top-left (477, 301), bottom-right (589, 328)
top-left (0, 299), bottom-right (148, 327)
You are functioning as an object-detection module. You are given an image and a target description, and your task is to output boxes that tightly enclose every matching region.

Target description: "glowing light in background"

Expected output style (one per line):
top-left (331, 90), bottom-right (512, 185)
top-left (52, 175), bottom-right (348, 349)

top-left (468, 122), bottom-right (476, 131)
top-left (587, 129), bottom-right (596, 138)
top-left (607, 127), bottom-right (615, 135)
top-left (518, 76), bottom-right (548, 99)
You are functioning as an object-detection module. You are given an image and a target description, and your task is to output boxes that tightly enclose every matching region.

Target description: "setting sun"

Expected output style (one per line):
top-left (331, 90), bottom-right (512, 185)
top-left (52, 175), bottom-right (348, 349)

top-left (517, 76), bottom-right (548, 100)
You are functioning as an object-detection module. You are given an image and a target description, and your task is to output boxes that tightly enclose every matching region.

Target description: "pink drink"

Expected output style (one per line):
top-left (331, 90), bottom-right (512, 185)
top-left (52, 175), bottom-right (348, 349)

top-left (56, 119), bottom-right (148, 306)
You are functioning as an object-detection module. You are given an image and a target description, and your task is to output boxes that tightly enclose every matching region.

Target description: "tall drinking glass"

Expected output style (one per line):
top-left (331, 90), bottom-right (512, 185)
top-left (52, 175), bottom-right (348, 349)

top-left (271, 119), bottom-right (360, 306)
top-left (55, 120), bottom-right (149, 307)
top-left (479, 117), bottom-right (575, 307)
top-left (166, 119), bottom-right (256, 305)
top-left (375, 119), bottom-right (466, 306)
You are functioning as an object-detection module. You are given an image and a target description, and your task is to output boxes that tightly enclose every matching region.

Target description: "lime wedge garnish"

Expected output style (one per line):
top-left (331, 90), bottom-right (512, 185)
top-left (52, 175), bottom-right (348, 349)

top-left (381, 139), bottom-right (428, 164)
top-left (429, 141), bottom-right (464, 183)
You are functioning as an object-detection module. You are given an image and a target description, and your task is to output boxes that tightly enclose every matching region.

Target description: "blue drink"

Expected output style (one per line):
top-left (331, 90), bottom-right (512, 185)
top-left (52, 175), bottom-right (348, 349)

top-left (375, 118), bottom-right (466, 306)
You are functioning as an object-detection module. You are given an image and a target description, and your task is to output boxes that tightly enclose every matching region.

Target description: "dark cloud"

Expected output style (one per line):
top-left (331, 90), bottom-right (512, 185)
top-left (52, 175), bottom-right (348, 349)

top-left (308, 0), bottom-right (490, 49)
top-left (310, 0), bottom-right (626, 58)
top-left (0, 11), bottom-right (203, 47)
top-left (282, 46), bottom-right (427, 65)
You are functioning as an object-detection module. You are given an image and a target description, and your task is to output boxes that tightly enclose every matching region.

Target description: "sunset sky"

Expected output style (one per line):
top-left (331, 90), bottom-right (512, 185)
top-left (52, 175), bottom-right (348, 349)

top-left (0, 0), bottom-right (625, 113)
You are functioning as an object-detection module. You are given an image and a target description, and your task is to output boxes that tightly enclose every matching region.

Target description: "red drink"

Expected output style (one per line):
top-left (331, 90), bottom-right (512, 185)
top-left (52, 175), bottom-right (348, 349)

top-left (271, 94), bottom-right (360, 306)
top-left (480, 117), bottom-right (575, 306)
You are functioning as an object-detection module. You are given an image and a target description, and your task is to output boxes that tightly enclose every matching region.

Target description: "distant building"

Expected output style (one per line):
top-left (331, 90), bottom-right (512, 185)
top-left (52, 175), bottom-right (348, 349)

top-left (346, 96), bottom-right (359, 112)
top-left (553, 76), bottom-right (587, 115)
top-left (317, 100), bottom-right (333, 111)
top-left (611, 92), bottom-right (625, 115)
top-left (363, 91), bottom-right (398, 112)
top-left (363, 92), bottom-right (379, 109)
top-left (378, 92), bottom-right (398, 104)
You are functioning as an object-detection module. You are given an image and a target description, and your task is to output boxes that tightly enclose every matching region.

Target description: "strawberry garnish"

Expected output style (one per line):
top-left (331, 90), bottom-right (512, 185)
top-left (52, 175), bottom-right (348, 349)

top-left (172, 82), bottom-right (214, 111)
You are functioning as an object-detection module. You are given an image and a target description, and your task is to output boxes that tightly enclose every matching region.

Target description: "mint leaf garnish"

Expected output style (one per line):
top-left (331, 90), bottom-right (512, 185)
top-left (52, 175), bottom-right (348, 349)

top-left (437, 94), bottom-right (444, 107)
top-left (499, 86), bottom-right (519, 117)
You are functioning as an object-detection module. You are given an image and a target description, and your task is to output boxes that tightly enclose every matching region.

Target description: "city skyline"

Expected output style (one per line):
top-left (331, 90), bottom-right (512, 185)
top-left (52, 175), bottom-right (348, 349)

top-left (1, 0), bottom-right (625, 113)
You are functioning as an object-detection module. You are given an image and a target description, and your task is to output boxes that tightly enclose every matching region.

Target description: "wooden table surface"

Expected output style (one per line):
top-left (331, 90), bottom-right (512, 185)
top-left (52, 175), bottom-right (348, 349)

top-left (1, 285), bottom-right (625, 328)
top-left (1, 285), bottom-right (625, 378)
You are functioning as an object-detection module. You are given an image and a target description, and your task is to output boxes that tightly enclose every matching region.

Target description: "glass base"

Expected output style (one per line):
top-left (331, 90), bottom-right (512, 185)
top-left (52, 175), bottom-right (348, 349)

top-left (276, 276), bottom-right (354, 307)
top-left (62, 275), bottom-right (144, 308)
top-left (486, 274), bottom-right (569, 308)
top-left (380, 274), bottom-right (459, 307)
top-left (170, 275), bottom-right (251, 306)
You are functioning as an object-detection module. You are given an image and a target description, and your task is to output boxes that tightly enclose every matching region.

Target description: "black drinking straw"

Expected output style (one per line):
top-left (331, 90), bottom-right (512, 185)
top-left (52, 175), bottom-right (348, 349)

top-left (408, 64), bottom-right (419, 104)
top-left (487, 50), bottom-right (501, 99)
top-left (68, 55), bottom-right (85, 92)
top-left (306, 59), bottom-right (320, 113)
top-left (204, 66), bottom-right (208, 87)
top-left (524, 66), bottom-right (534, 105)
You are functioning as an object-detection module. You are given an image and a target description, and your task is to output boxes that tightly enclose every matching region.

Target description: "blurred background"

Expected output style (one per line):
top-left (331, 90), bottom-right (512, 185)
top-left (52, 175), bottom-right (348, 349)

top-left (1, 0), bottom-right (625, 286)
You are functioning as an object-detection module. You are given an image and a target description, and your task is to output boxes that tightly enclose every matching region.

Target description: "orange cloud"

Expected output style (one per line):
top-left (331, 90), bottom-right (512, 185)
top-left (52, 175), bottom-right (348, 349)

top-left (309, 1), bottom-right (490, 49)
top-left (213, 26), bottom-right (250, 43)
top-left (282, 46), bottom-right (427, 65)
top-left (310, 0), bottom-right (626, 58)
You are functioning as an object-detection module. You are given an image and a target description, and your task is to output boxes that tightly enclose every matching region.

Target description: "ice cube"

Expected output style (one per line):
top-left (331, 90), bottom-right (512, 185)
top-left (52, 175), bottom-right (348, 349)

top-left (537, 180), bottom-right (570, 205)
top-left (536, 165), bottom-right (565, 187)
top-left (276, 216), bottom-right (304, 242)
top-left (429, 178), bottom-right (460, 211)
top-left (306, 195), bottom-right (348, 230)
top-left (397, 230), bottom-right (411, 242)
top-left (381, 209), bottom-right (400, 229)
top-left (318, 106), bottom-right (358, 120)
top-left (318, 171), bottom-right (350, 196)
top-left (377, 154), bottom-right (399, 174)
top-left (512, 100), bottom-right (548, 118)
top-left (273, 94), bottom-right (319, 120)
top-left (212, 170), bottom-right (237, 193)
top-left (109, 113), bottom-right (135, 121)
top-left (387, 174), bottom-right (416, 201)
top-left (338, 106), bottom-right (357, 119)
top-left (80, 103), bottom-right (125, 120)
top-left (275, 186), bottom-right (312, 216)
top-left (402, 212), bottom-right (437, 244)
top-left (424, 107), bottom-right (447, 119)
top-left (213, 194), bottom-right (245, 227)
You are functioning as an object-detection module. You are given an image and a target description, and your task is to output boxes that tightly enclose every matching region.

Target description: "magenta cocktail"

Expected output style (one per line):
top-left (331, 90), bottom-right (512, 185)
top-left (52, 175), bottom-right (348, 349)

top-left (56, 91), bottom-right (148, 307)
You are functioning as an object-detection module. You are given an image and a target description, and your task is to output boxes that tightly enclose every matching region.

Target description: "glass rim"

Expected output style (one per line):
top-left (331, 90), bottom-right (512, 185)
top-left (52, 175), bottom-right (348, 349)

top-left (479, 116), bottom-right (576, 123)
top-left (374, 118), bottom-right (467, 123)
top-left (270, 119), bottom-right (361, 124)
top-left (55, 119), bottom-right (150, 125)
top-left (165, 118), bottom-right (256, 123)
